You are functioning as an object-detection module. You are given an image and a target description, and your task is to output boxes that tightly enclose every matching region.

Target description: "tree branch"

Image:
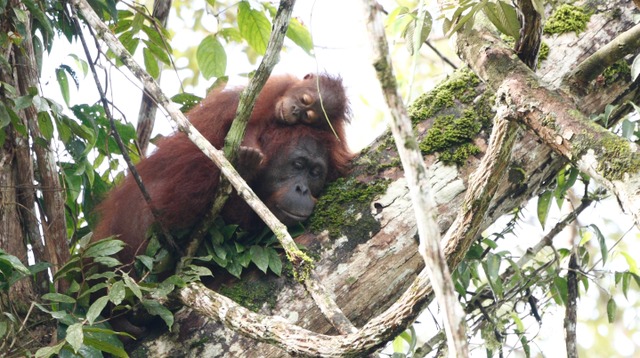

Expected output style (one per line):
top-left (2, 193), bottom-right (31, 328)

top-left (564, 22), bottom-right (640, 94)
top-left (457, 26), bottom-right (640, 229)
top-left (361, 1), bottom-right (468, 356)
top-left (136, 0), bottom-right (172, 156)
top-left (514, 0), bottom-right (543, 69)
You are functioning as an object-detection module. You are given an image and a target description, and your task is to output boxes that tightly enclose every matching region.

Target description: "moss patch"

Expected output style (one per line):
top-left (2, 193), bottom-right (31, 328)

top-left (218, 279), bottom-right (278, 312)
top-left (603, 60), bottom-right (631, 85)
top-left (572, 121), bottom-right (640, 181)
top-left (544, 5), bottom-right (592, 35)
top-left (309, 177), bottom-right (390, 238)
top-left (538, 41), bottom-right (549, 62)
top-left (411, 70), bottom-right (495, 166)
top-left (409, 68), bottom-right (481, 123)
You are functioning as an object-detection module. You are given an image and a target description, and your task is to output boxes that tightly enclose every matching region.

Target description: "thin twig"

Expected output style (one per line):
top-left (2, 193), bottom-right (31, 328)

top-left (361, 0), bottom-right (468, 356)
top-left (71, 7), bottom-right (181, 255)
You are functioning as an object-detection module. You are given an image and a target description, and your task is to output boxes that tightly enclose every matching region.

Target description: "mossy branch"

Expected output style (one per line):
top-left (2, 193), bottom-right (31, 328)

top-left (564, 22), bottom-right (640, 94)
top-left (362, 0), bottom-right (469, 356)
top-left (456, 25), bottom-right (640, 229)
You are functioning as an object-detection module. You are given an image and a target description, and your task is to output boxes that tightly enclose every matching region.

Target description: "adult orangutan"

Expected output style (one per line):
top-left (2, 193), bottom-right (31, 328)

top-left (92, 73), bottom-right (351, 267)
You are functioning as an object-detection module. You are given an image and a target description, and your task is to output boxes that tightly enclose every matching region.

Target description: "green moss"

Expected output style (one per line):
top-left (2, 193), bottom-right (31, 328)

top-left (572, 124), bottom-right (640, 181)
top-left (354, 133), bottom-right (402, 175)
top-left (219, 279), bottom-right (278, 312)
top-left (409, 68), bottom-right (481, 123)
top-left (538, 42), bottom-right (549, 62)
top-left (410, 68), bottom-right (494, 166)
top-left (419, 107), bottom-right (489, 165)
top-left (309, 177), bottom-right (390, 237)
top-left (544, 5), bottom-right (592, 35)
top-left (603, 60), bottom-right (631, 85)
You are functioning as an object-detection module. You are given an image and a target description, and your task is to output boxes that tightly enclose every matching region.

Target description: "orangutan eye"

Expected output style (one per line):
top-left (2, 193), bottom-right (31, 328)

top-left (306, 110), bottom-right (318, 121)
top-left (301, 93), bottom-right (314, 105)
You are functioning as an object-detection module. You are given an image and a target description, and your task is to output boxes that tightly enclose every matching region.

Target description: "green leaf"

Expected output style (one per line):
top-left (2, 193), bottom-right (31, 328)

top-left (143, 47), bottom-right (160, 79)
top-left (68, 54), bottom-right (89, 77)
top-left (537, 190), bottom-right (553, 229)
top-left (118, 31), bottom-right (140, 55)
top-left (84, 239), bottom-right (125, 258)
top-left (620, 251), bottom-right (638, 274)
top-left (403, 10), bottom-right (433, 55)
top-left (606, 297), bottom-right (616, 323)
top-left (286, 18), bottom-right (313, 54)
top-left (482, 0), bottom-right (520, 40)
top-left (237, 1), bottom-right (271, 55)
top-left (144, 39), bottom-right (171, 65)
top-left (37, 111), bottom-right (54, 141)
top-left (0, 102), bottom-right (10, 128)
top-left (250, 245), bottom-right (269, 273)
top-left (42, 293), bottom-right (76, 304)
top-left (484, 253), bottom-right (503, 297)
top-left (197, 35), bottom-right (227, 79)
top-left (123, 273), bottom-right (143, 299)
top-left (14, 95), bottom-right (33, 111)
top-left (446, 0), bottom-right (487, 36)
top-left (227, 261), bottom-right (243, 278)
top-left (267, 248), bottom-right (282, 276)
top-left (35, 341), bottom-right (65, 358)
top-left (142, 299), bottom-right (174, 329)
top-left (621, 118), bottom-right (636, 140)
top-left (83, 336), bottom-right (128, 358)
top-left (56, 68), bottom-right (70, 106)
top-left (136, 254), bottom-right (154, 271)
top-left (622, 272), bottom-right (631, 298)
top-left (214, 244), bottom-right (227, 260)
top-left (588, 224), bottom-right (607, 264)
top-left (65, 322), bottom-right (84, 353)
top-left (86, 296), bottom-right (108, 325)
top-left (552, 276), bottom-right (568, 305)
top-left (0, 250), bottom-right (31, 275)
top-left (109, 280), bottom-right (126, 305)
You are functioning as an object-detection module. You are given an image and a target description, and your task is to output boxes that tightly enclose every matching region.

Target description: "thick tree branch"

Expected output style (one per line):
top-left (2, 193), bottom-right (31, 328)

top-left (565, 253), bottom-right (579, 358)
top-left (564, 22), bottom-right (640, 94)
top-left (456, 27), bottom-right (640, 229)
top-left (14, 0), bottom-right (69, 280)
top-left (514, 0), bottom-right (543, 69)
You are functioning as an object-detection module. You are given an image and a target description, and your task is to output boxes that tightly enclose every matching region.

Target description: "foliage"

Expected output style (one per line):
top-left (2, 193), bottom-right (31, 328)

top-left (35, 235), bottom-right (190, 357)
top-left (0, 0), bottom-right (315, 355)
top-left (182, 218), bottom-right (289, 279)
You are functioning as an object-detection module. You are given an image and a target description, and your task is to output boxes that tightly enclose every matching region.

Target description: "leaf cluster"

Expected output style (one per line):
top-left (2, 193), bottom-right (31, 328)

top-left (36, 235), bottom-right (189, 358)
top-left (194, 1), bottom-right (313, 81)
top-left (191, 218), bottom-right (291, 278)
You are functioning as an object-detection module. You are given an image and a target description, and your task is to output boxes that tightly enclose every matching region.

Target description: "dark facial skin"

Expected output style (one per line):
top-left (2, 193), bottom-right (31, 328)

top-left (253, 137), bottom-right (329, 226)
